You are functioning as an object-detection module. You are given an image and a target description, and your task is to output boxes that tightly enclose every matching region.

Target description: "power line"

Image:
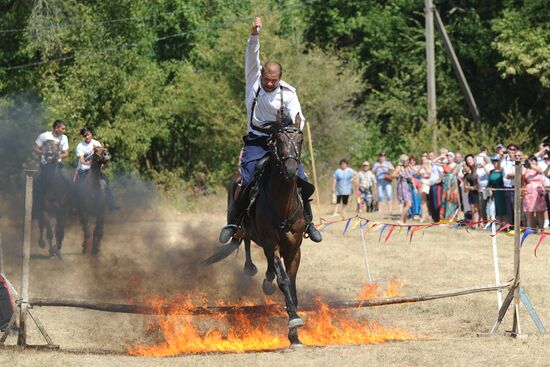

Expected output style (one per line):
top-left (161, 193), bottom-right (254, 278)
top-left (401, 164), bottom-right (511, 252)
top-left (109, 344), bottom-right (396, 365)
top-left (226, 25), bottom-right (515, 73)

top-left (0, 1), bottom-right (238, 35)
top-left (1, 0), bottom-right (318, 71)
top-left (3, 31), bottom-right (191, 71)
top-left (0, 9), bottom-right (181, 34)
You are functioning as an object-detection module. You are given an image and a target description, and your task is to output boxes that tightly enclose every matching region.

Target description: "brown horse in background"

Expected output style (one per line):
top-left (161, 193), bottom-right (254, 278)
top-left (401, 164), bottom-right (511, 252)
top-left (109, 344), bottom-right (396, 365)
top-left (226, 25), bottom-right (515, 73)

top-left (33, 140), bottom-right (70, 258)
top-left (203, 117), bottom-right (307, 347)
top-left (74, 147), bottom-right (110, 255)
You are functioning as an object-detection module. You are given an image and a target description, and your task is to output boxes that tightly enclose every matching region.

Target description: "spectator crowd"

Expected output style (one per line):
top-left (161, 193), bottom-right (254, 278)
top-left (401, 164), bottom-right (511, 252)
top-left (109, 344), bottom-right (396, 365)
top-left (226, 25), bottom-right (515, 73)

top-left (331, 142), bottom-right (550, 230)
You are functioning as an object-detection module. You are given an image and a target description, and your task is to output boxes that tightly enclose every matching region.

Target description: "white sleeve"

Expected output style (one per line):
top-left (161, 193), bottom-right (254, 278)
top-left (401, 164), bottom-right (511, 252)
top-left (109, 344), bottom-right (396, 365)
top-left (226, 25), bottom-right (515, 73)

top-left (285, 92), bottom-right (305, 130)
top-left (61, 136), bottom-right (69, 151)
top-left (245, 36), bottom-right (261, 96)
top-left (35, 133), bottom-right (45, 147)
top-left (76, 143), bottom-right (85, 157)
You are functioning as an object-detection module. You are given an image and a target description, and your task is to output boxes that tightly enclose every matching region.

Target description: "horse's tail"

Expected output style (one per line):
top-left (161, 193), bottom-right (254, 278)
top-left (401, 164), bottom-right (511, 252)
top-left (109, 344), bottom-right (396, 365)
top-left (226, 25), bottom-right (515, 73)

top-left (201, 239), bottom-right (242, 266)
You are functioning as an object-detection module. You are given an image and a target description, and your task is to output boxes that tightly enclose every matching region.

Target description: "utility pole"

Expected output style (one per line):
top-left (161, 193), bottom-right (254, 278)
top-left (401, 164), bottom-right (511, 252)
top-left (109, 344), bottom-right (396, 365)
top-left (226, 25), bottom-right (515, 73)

top-left (425, 0), bottom-right (437, 152)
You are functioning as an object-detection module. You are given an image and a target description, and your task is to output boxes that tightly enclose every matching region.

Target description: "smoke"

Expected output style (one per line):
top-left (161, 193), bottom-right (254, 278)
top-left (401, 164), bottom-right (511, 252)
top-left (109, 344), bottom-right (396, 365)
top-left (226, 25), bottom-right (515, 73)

top-left (0, 94), bottom-right (308, 308)
top-left (0, 94), bottom-right (45, 218)
top-left (0, 94), bottom-right (264, 304)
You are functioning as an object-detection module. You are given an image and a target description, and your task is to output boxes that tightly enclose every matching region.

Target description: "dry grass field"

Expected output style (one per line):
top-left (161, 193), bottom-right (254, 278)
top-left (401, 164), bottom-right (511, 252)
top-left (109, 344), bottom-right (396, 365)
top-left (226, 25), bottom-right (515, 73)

top-left (1, 194), bottom-right (550, 366)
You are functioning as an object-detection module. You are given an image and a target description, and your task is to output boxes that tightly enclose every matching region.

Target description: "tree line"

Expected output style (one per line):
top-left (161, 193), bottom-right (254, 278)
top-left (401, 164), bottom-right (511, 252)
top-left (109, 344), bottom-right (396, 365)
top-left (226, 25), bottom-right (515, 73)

top-left (1, 0), bottom-right (548, 193)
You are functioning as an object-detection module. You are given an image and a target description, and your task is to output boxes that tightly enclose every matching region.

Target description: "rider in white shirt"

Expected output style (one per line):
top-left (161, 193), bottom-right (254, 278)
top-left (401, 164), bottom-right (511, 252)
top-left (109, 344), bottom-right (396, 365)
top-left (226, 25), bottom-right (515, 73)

top-left (75, 127), bottom-right (118, 210)
top-left (218, 17), bottom-right (321, 244)
top-left (33, 120), bottom-right (69, 164)
top-left (76, 130), bottom-right (102, 172)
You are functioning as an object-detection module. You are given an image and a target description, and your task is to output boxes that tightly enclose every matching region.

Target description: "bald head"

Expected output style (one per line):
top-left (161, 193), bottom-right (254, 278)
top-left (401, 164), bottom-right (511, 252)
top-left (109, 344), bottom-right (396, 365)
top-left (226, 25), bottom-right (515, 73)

top-left (263, 61), bottom-right (282, 77)
top-left (261, 61), bottom-right (282, 92)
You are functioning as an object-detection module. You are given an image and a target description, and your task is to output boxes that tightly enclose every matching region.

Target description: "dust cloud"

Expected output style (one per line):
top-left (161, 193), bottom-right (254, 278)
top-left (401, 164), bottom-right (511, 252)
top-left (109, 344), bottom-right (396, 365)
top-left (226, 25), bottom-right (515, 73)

top-left (0, 95), bottom-right (265, 306)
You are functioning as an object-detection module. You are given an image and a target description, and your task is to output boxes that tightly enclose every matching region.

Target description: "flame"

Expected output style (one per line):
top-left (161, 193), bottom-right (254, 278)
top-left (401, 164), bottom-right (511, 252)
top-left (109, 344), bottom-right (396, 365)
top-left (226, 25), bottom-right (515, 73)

top-left (129, 281), bottom-right (413, 356)
top-left (356, 278), bottom-right (403, 301)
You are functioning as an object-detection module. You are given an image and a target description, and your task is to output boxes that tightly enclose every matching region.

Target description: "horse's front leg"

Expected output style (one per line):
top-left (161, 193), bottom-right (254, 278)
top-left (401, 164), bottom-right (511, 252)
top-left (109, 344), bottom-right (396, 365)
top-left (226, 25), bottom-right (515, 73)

top-left (37, 212), bottom-right (46, 249)
top-left (273, 256), bottom-right (304, 331)
top-left (53, 209), bottom-right (65, 258)
top-left (243, 238), bottom-right (257, 277)
top-left (44, 213), bottom-right (54, 257)
top-left (91, 214), bottom-right (104, 255)
top-left (284, 248), bottom-right (301, 308)
top-left (79, 212), bottom-right (91, 255)
top-left (262, 245), bottom-right (276, 295)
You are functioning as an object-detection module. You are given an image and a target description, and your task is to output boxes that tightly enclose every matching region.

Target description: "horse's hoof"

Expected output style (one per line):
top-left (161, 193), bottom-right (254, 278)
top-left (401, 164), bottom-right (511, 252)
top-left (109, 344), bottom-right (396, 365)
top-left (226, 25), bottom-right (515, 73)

top-left (54, 249), bottom-right (63, 259)
top-left (290, 343), bottom-right (304, 349)
top-left (262, 279), bottom-right (276, 295)
top-left (244, 263), bottom-right (257, 277)
top-left (288, 317), bottom-right (305, 329)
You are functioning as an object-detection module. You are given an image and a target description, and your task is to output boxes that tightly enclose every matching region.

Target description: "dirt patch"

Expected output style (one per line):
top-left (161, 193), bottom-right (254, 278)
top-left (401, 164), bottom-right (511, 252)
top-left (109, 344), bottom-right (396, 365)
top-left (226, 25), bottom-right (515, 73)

top-left (1, 197), bottom-right (549, 366)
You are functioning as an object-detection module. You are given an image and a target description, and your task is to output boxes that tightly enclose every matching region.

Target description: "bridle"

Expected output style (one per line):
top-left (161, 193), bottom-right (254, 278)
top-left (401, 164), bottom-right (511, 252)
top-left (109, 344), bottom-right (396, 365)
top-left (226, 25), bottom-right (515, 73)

top-left (268, 125), bottom-right (303, 179)
top-left (91, 148), bottom-right (111, 166)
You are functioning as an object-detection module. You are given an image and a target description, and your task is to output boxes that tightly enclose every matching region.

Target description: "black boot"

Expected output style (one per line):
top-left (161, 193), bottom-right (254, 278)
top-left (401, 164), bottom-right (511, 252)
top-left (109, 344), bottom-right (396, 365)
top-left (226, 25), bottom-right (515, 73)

top-left (302, 198), bottom-right (322, 242)
top-left (219, 190), bottom-right (248, 244)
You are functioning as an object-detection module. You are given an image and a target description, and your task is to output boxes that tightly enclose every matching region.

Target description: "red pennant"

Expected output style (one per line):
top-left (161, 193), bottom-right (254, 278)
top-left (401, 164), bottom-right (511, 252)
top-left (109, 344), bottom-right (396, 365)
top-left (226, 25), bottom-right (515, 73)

top-left (534, 234), bottom-right (548, 257)
top-left (384, 225), bottom-right (396, 243)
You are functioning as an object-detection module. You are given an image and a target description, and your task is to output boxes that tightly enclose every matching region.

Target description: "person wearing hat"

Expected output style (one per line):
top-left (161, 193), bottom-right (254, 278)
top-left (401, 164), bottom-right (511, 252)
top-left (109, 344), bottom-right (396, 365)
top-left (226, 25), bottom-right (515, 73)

top-left (75, 127), bottom-right (118, 210)
top-left (372, 152), bottom-right (394, 214)
top-left (358, 161), bottom-right (377, 213)
top-left (476, 147), bottom-right (494, 222)
top-left (487, 155), bottom-right (506, 223)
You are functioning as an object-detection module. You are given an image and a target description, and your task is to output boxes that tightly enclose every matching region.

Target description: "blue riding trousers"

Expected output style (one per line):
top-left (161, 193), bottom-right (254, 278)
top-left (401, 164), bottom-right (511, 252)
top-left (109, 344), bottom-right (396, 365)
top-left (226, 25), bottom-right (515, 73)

top-left (240, 133), bottom-right (307, 187)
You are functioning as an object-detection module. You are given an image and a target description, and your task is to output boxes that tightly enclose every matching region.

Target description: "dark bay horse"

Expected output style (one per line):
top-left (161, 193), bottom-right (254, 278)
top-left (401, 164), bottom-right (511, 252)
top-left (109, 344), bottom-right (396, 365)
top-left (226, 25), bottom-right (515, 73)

top-left (204, 117), bottom-right (307, 347)
top-left (74, 147), bottom-right (110, 255)
top-left (33, 141), bottom-right (70, 258)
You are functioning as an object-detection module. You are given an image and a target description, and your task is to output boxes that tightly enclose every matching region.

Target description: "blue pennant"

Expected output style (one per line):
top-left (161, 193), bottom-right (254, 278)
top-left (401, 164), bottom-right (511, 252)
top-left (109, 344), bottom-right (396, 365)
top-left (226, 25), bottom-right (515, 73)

top-left (378, 224), bottom-right (388, 243)
top-left (520, 228), bottom-right (537, 247)
top-left (342, 218), bottom-right (352, 235)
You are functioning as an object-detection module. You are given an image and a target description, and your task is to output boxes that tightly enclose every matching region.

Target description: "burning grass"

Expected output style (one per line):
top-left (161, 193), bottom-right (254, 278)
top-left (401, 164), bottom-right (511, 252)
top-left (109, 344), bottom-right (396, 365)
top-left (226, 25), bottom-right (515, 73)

top-left (128, 279), bottom-right (413, 356)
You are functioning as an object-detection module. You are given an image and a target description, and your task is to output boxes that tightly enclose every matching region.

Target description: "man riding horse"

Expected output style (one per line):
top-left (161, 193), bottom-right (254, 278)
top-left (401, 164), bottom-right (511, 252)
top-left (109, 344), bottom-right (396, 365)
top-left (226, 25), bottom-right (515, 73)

top-left (75, 127), bottom-right (118, 211)
top-left (219, 17), bottom-right (322, 244)
top-left (32, 119), bottom-right (69, 165)
top-left (32, 119), bottom-right (69, 207)
top-left (32, 119), bottom-right (70, 257)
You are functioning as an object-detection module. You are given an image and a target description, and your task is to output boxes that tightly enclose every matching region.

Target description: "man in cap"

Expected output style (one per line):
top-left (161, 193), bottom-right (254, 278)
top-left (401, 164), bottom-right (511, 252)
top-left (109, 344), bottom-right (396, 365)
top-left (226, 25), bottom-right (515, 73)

top-left (358, 161), bottom-right (377, 213)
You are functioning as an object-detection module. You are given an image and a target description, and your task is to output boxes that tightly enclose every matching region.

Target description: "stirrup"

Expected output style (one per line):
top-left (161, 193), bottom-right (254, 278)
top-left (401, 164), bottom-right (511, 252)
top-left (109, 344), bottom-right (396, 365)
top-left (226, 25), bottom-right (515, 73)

top-left (304, 223), bottom-right (322, 243)
top-left (219, 224), bottom-right (238, 244)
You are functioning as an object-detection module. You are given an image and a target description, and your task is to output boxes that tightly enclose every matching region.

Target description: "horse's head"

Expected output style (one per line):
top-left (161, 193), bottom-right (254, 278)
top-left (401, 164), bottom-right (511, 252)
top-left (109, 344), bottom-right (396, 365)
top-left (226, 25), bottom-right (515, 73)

top-left (269, 114), bottom-right (303, 181)
top-left (41, 140), bottom-right (61, 164)
top-left (91, 147), bottom-right (111, 166)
